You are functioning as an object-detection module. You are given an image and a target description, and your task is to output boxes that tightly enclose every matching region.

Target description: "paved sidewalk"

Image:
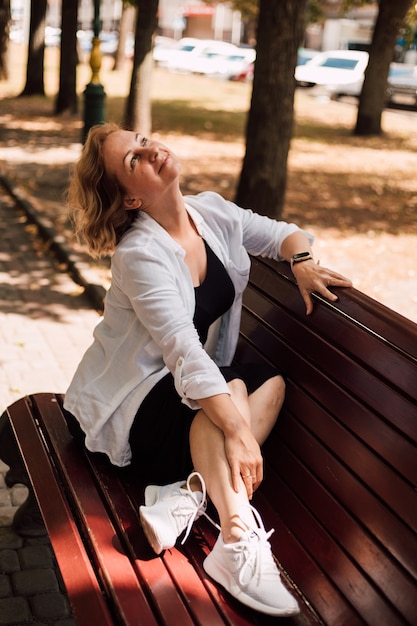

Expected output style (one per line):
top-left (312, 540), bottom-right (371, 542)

top-left (0, 179), bottom-right (101, 625)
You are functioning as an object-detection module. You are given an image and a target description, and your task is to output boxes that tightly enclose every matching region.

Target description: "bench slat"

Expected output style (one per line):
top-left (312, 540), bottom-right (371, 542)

top-left (86, 455), bottom-right (236, 626)
top-left (236, 323), bottom-right (417, 488)
top-left (284, 385), bottom-right (417, 540)
top-left (253, 490), bottom-right (366, 626)
top-left (266, 418), bottom-right (417, 624)
top-left (258, 257), bottom-right (417, 375)
top-left (234, 334), bottom-right (417, 623)
top-left (264, 468), bottom-right (407, 626)
top-left (248, 259), bottom-right (417, 404)
top-left (240, 290), bottom-right (417, 440)
top-left (261, 458), bottom-right (409, 626)
top-left (30, 393), bottom-right (160, 626)
top-left (34, 394), bottom-right (211, 626)
top-left (7, 396), bottom-right (116, 626)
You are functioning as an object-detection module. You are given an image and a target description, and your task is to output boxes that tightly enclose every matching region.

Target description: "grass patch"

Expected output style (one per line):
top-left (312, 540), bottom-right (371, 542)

top-left (105, 96), bottom-right (246, 140)
top-left (152, 100), bottom-right (247, 139)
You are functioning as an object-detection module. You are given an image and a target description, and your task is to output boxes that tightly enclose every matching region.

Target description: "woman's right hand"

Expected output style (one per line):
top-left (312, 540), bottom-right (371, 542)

top-left (197, 393), bottom-right (263, 500)
top-left (224, 424), bottom-right (263, 500)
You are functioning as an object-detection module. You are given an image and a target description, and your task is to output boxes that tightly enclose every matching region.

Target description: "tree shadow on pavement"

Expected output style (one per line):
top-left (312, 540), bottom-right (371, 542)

top-left (0, 196), bottom-right (100, 321)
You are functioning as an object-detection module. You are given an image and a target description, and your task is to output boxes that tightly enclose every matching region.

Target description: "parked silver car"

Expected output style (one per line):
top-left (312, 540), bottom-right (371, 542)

top-left (386, 63), bottom-right (417, 108)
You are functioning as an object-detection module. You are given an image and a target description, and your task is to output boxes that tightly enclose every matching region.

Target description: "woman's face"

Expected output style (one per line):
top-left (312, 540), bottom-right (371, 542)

top-left (102, 130), bottom-right (181, 210)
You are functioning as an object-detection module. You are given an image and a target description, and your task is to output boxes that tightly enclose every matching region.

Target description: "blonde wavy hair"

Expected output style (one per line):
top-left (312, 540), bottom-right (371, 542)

top-left (67, 123), bottom-right (139, 259)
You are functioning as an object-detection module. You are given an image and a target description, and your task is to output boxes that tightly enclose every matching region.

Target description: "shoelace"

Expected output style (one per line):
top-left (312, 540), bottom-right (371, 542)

top-left (231, 505), bottom-right (275, 587)
top-left (178, 471), bottom-right (211, 544)
top-left (178, 478), bottom-right (279, 591)
top-left (177, 475), bottom-right (274, 560)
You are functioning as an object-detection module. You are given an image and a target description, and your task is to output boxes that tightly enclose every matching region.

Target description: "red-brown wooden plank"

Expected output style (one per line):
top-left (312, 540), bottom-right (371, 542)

top-left (247, 260), bottom-right (417, 405)
top-left (162, 547), bottom-right (233, 626)
top-left (7, 396), bottom-right (115, 626)
top-left (85, 451), bottom-right (230, 626)
top-left (256, 257), bottom-right (417, 374)
top-left (240, 290), bottom-right (417, 439)
top-left (253, 490), bottom-right (365, 626)
top-left (31, 393), bottom-right (160, 626)
top-left (262, 435), bottom-right (415, 626)
top-left (237, 313), bottom-right (417, 470)
top-left (283, 384), bottom-right (417, 541)
top-left (260, 475), bottom-right (408, 626)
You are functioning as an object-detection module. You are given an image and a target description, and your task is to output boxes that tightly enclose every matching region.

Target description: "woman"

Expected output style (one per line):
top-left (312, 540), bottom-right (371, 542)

top-left (64, 123), bottom-right (352, 616)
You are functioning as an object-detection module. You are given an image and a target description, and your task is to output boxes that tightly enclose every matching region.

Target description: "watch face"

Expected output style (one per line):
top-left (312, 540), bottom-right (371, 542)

top-left (292, 252), bottom-right (310, 260)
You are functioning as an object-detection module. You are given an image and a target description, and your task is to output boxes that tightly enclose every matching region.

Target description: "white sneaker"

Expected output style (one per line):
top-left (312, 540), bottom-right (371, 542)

top-left (203, 506), bottom-right (300, 616)
top-left (139, 471), bottom-right (207, 554)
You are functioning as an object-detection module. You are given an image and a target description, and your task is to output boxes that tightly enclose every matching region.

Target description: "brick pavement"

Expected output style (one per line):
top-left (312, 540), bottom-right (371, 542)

top-left (0, 179), bottom-right (101, 625)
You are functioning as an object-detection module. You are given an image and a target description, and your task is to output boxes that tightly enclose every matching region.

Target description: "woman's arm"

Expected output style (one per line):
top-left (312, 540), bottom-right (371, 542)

top-left (197, 393), bottom-right (262, 496)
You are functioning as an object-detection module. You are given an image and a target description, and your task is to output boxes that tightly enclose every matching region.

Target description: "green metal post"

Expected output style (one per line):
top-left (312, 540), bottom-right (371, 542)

top-left (82, 0), bottom-right (106, 142)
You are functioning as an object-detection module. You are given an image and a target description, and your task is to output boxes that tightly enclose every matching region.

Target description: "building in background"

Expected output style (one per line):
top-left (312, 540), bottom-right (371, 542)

top-left (158, 0), bottom-right (242, 43)
top-left (10, 0), bottom-right (381, 52)
top-left (305, 2), bottom-right (377, 51)
top-left (11, 0), bottom-right (243, 44)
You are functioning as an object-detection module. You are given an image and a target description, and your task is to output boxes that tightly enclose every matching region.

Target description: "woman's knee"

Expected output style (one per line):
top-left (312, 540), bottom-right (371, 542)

top-left (270, 374), bottom-right (286, 405)
top-left (248, 375), bottom-right (286, 438)
top-left (227, 377), bottom-right (248, 401)
top-left (263, 374), bottom-right (286, 415)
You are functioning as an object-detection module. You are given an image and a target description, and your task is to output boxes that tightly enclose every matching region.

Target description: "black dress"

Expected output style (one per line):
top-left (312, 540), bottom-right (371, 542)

top-left (128, 241), bottom-right (282, 484)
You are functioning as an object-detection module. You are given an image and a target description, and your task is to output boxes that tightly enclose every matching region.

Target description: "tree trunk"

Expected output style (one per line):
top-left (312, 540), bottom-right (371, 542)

top-left (355, 0), bottom-right (414, 136)
top-left (124, 0), bottom-right (159, 134)
top-left (0, 0), bottom-right (10, 81)
top-left (55, 0), bottom-right (78, 114)
top-left (20, 0), bottom-right (47, 96)
top-left (113, 3), bottom-right (135, 71)
top-left (235, 0), bottom-right (307, 218)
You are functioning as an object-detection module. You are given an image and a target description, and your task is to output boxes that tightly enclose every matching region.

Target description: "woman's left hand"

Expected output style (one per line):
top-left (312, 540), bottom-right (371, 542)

top-left (292, 260), bottom-right (352, 315)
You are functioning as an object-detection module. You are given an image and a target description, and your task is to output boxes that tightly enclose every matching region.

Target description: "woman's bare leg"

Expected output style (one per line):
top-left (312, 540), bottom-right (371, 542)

top-left (142, 374), bottom-right (298, 615)
top-left (189, 375), bottom-right (284, 542)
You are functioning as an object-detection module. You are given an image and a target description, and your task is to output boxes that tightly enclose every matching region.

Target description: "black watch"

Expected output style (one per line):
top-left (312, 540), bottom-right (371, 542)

top-left (290, 252), bottom-right (313, 270)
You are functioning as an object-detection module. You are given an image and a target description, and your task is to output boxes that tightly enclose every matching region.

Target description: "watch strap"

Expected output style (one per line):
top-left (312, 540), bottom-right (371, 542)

top-left (290, 252), bottom-right (313, 269)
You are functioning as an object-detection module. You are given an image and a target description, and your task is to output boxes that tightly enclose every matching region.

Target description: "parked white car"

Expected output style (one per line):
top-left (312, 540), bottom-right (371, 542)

top-left (153, 36), bottom-right (180, 65)
top-left (187, 48), bottom-right (256, 80)
top-left (297, 47), bottom-right (320, 66)
top-left (161, 38), bottom-right (239, 73)
top-left (295, 49), bottom-right (369, 98)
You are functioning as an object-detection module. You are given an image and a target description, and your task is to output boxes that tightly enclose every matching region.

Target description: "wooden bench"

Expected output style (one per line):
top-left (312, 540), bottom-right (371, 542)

top-left (2, 258), bottom-right (416, 626)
